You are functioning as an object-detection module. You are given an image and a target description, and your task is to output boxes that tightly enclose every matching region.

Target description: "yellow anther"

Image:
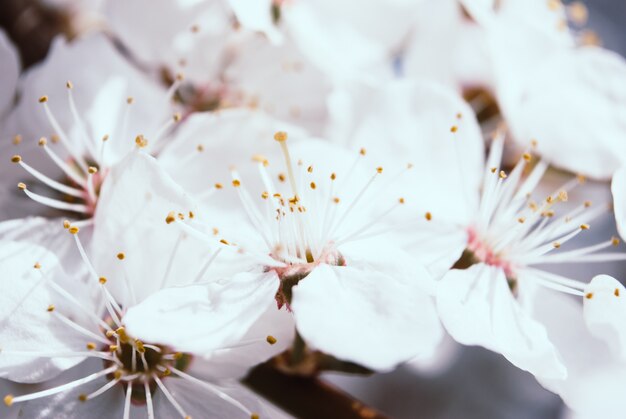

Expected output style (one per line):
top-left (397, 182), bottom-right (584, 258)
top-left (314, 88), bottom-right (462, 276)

top-left (10, 155), bottom-right (21, 163)
top-left (490, 167), bottom-right (497, 173)
top-left (273, 131), bottom-right (288, 142)
top-left (78, 394), bottom-right (87, 402)
top-left (541, 210), bottom-right (555, 217)
top-left (251, 414), bottom-right (260, 419)
top-left (135, 135), bottom-right (148, 148)
top-left (17, 182), bottom-right (26, 190)
top-left (261, 191), bottom-right (269, 199)
top-left (38, 137), bottom-right (47, 146)
top-left (558, 191), bottom-right (568, 202)
top-left (615, 288), bottom-right (620, 297)
top-left (585, 292), bottom-right (593, 299)
top-left (166, 211), bottom-right (176, 224)
top-left (191, 24), bottom-right (200, 33)
top-left (12, 135), bottom-right (22, 145)
top-left (577, 174), bottom-right (586, 184)
top-left (102, 134), bottom-right (109, 142)
top-left (407, 163), bottom-right (414, 169)
top-left (376, 167), bottom-right (383, 174)
top-left (278, 173), bottom-right (286, 182)
top-left (584, 201), bottom-right (592, 208)
top-left (580, 224), bottom-right (590, 230)
top-left (612, 237), bottom-right (620, 246)
top-left (99, 277), bottom-right (107, 284)
top-left (33, 262), bottom-right (41, 269)
top-left (212, 183), bottom-right (223, 190)
top-left (63, 220), bottom-right (70, 229)
top-left (517, 217), bottom-right (525, 224)
top-left (310, 182), bottom-right (316, 190)
top-left (117, 252), bottom-right (125, 260)
top-left (189, 211), bottom-right (195, 219)
top-left (135, 340), bottom-right (145, 353)
top-left (162, 368), bottom-right (172, 376)
top-left (114, 370), bottom-right (123, 380)
top-left (546, 196), bottom-right (554, 204)
top-left (359, 148), bottom-right (367, 156)
top-left (252, 154), bottom-right (268, 165)
top-left (456, 112), bottom-right (463, 119)
top-left (109, 345), bottom-right (119, 352)
top-left (307, 165), bottom-right (313, 173)
top-left (220, 239), bottom-right (230, 245)
top-left (196, 144), bottom-right (204, 152)
top-left (330, 173), bottom-right (337, 181)
top-left (531, 139), bottom-right (538, 148)
top-left (522, 153), bottom-right (531, 162)
top-left (333, 197), bottom-right (340, 204)
top-left (106, 330), bottom-right (115, 338)
top-left (499, 171), bottom-right (507, 179)
top-left (51, 135), bottom-right (59, 143)
top-left (450, 125), bottom-right (458, 133)
top-left (173, 352), bottom-right (183, 360)
top-left (425, 212), bottom-right (432, 221)
top-left (175, 72), bottom-right (185, 81)
top-left (38, 95), bottom-right (48, 103)
top-left (568, 1), bottom-right (588, 24)
top-left (4, 395), bottom-right (13, 406)
top-left (47, 304), bottom-right (55, 312)
top-left (66, 81), bottom-right (73, 89)
top-left (173, 113), bottom-right (182, 122)
top-left (126, 97), bottom-right (134, 104)
top-left (266, 335), bottom-right (277, 345)
top-left (398, 197), bottom-right (405, 204)
top-left (88, 166), bottom-right (98, 175)
top-left (86, 342), bottom-right (97, 350)
top-left (212, 228), bottom-right (219, 236)
top-left (68, 226), bottom-right (80, 235)
top-left (232, 179), bottom-right (241, 187)
top-left (177, 212), bottom-right (185, 220)
top-left (553, 242), bottom-right (561, 249)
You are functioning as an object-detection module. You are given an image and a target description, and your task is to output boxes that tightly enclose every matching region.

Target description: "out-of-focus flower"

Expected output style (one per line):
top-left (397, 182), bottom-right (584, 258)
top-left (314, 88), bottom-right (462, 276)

top-left (1, 33), bottom-right (179, 258)
top-left (464, 0), bottom-right (626, 179)
top-left (0, 28), bottom-right (19, 119)
top-left (0, 152), bottom-right (280, 418)
top-left (157, 111), bottom-right (443, 371)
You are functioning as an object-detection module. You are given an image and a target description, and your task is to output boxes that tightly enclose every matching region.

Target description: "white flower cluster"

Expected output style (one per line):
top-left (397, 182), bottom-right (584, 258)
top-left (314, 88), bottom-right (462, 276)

top-left (0, 0), bottom-right (625, 418)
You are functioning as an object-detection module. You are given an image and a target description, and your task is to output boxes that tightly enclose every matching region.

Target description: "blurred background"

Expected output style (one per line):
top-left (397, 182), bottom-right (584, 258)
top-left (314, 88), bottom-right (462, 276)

top-left (1, 1), bottom-right (625, 418)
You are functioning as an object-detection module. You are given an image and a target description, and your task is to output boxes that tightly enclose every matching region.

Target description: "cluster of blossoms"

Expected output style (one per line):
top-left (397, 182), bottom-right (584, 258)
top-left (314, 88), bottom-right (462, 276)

top-left (0, 0), bottom-right (625, 417)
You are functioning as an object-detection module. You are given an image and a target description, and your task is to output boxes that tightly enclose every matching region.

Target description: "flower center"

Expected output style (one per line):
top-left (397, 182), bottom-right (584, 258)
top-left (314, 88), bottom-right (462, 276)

top-left (102, 326), bottom-right (192, 405)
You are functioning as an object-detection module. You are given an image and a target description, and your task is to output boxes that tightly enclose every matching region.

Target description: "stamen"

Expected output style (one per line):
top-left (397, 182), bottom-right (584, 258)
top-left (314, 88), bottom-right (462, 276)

top-left (5, 365), bottom-right (116, 405)
top-left (274, 131), bottom-right (298, 197)
top-left (154, 376), bottom-right (189, 418)
top-left (144, 381), bottom-right (155, 419)
top-left (12, 157), bottom-right (83, 198)
top-left (19, 187), bottom-right (89, 213)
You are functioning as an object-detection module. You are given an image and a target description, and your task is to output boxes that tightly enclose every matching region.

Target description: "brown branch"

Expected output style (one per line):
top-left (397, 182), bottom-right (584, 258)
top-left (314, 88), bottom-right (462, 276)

top-left (243, 362), bottom-right (389, 419)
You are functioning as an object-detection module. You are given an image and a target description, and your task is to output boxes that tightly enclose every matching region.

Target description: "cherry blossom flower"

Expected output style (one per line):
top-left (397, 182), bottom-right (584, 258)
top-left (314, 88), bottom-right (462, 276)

top-left (462, 0), bottom-right (626, 179)
top-left (155, 110), bottom-right (443, 371)
top-left (1, 33), bottom-right (179, 257)
top-left (0, 152), bottom-right (283, 418)
top-left (329, 78), bottom-right (625, 382)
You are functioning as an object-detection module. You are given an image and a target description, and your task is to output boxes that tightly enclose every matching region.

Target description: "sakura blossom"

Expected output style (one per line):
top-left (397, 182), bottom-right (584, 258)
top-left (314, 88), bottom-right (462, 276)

top-left (1, 0), bottom-right (625, 418)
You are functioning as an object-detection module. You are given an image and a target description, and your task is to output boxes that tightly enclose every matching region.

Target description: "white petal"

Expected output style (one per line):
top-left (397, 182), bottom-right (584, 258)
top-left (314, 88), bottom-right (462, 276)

top-left (611, 166), bottom-right (626, 240)
top-left (292, 263), bottom-right (443, 371)
top-left (492, 40), bottom-right (626, 179)
top-left (437, 264), bottom-right (566, 380)
top-left (158, 109), bottom-right (308, 199)
top-left (0, 241), bottom-right (92, 383)
top-left (583, 275), bottom-right (626, 358)
top-left (123, 271), bottom-right (279, 354)
top-left (329, 79), bottom-right (484, 226)
top-left (224, 35), bottom-right (331, 135)
top-left (0, 29), bottom-right (19, 118)
top-left (188, 304), bottom-right (295, 380)
top-left (156, 377), bottom-right (267, 419)
top-left (92, 151), bottom-right (209, 304)
top-left (104, 0), bottom-right (232, 83)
